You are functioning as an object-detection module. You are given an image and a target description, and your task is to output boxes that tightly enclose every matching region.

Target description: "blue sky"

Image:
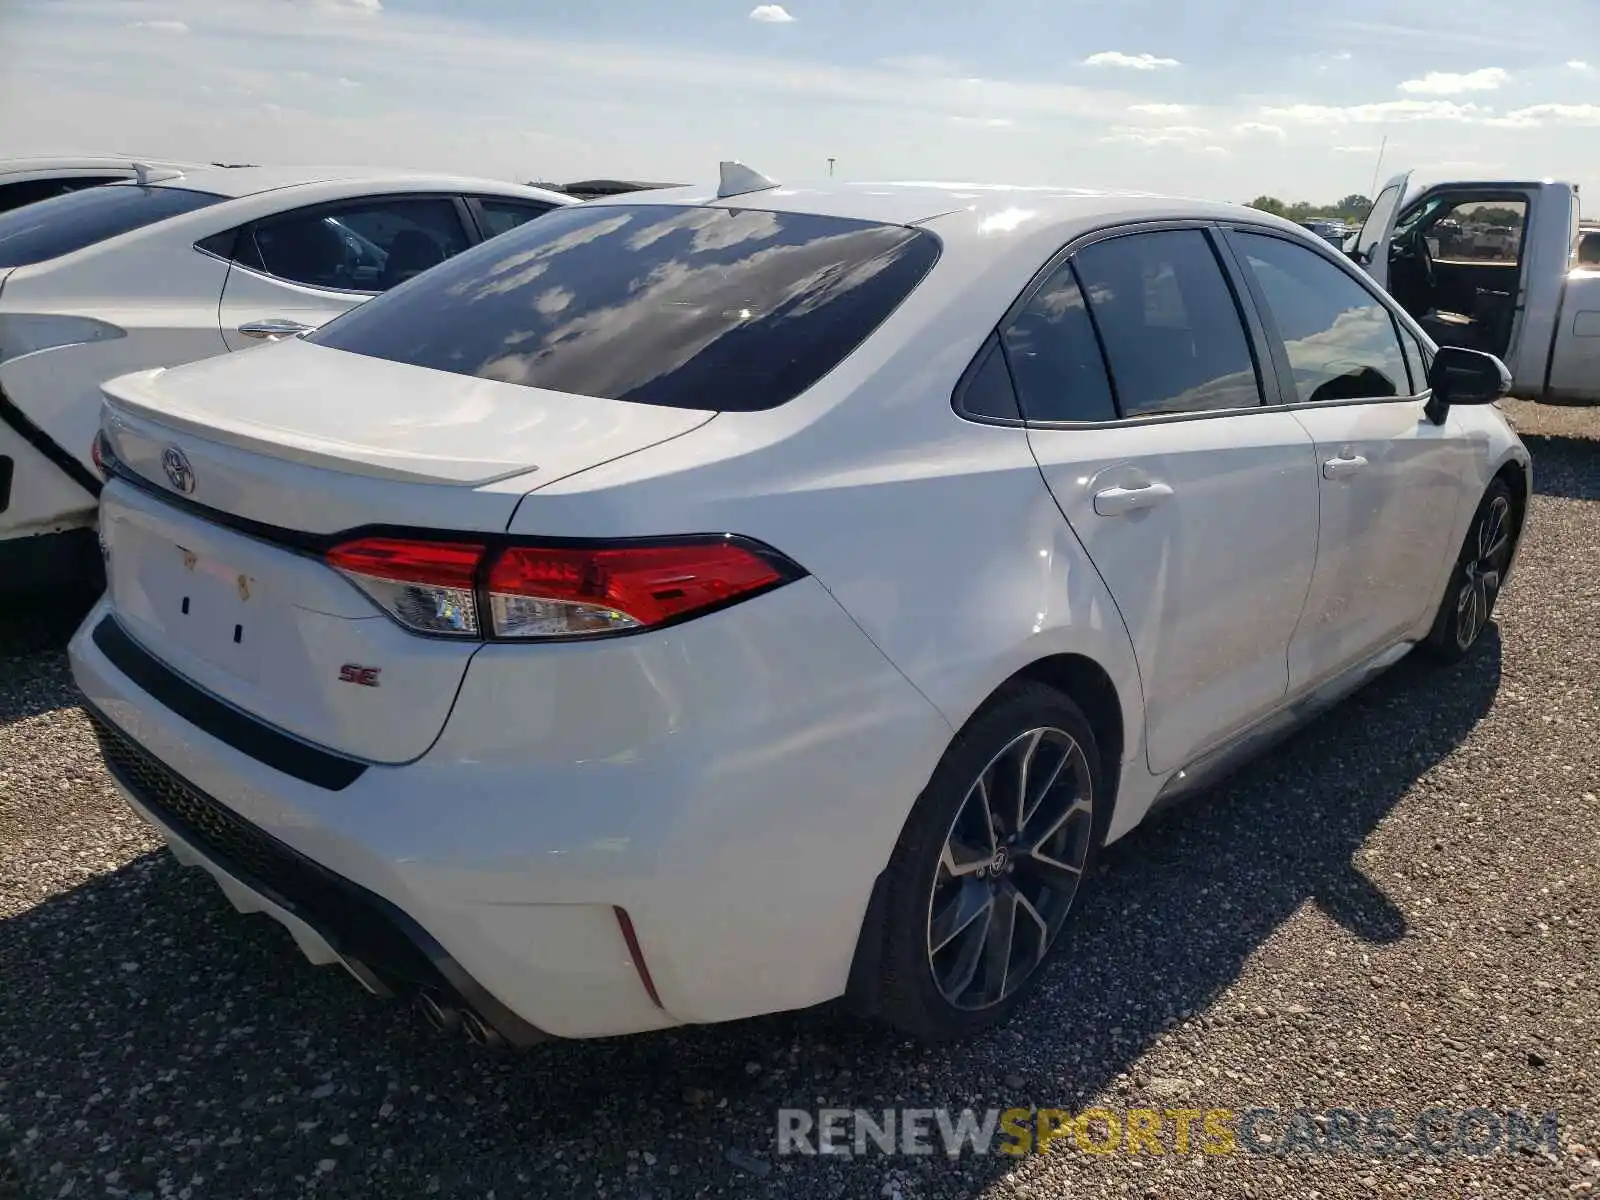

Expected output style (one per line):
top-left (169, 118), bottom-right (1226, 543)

top-left (2, 0), bottom-right (1596, 202)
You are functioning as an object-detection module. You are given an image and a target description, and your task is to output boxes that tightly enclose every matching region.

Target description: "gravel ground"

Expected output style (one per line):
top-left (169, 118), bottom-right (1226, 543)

top-left (2, 400), bottom-right (1597, 1200)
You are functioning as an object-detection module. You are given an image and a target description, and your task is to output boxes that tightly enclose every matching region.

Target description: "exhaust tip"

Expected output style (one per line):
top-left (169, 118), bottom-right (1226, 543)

top-left (461, 1010), bottom-right (504, 1049)
top-left (416, 990), bottom-right (461, 1033)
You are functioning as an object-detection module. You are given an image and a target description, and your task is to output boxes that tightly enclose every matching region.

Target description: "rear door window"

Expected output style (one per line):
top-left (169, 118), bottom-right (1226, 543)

top-left (307, 204), bottom-right (941, 411)
top-left (238, 197), bottom-right (473, 293)
top-left (999, 259), bottom-right (1117, 422)
top-left (1072, 229), bottom-right (1263, 416)
top-left (0, 184), bottom-right (223, 267)
top-left (472, 197), bottom-right (557, 239)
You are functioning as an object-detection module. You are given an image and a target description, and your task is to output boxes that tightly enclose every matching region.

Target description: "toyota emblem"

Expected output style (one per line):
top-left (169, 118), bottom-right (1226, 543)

top-left (161, 446), bottom-right (195, 495)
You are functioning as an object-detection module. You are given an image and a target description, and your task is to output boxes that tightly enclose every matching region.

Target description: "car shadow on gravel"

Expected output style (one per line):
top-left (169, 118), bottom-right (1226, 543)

top-left (0, 589), bottom-right (98, 727)
top-left (1518, 432), bottom-right (1600, 502)
top-left (0, 633), bottom-right (1502, 1198)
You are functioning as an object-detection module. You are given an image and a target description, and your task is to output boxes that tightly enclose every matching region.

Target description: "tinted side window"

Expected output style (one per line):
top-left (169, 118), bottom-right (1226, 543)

top-left (247, 198), bottom-right (472, 293)
top-left (1000, 260), bottom-right (1116, 422)
top-left (0, 175), bottom-right (123, 214)
top-left (956, 336), bottom-right (1021, 420)
top-left (475, 198), bottom-right (555, 239)
top-left (1074, 230), bottom-right (1261, 417)
top-left (1233, 231), bottom-right (1408, 403)
top-left (0, 185), bottom-right (223, 268)
top-left (308, 204), bottom-right (940, 412)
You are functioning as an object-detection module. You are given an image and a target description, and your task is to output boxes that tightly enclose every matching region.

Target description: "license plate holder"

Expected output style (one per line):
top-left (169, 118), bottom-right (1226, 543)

top-left (162, 542), bottom-right (265, 683)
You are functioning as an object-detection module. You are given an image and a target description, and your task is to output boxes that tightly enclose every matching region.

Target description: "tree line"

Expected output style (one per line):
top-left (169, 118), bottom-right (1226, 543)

top-left (1246, 194), bottom-right (1374, 222)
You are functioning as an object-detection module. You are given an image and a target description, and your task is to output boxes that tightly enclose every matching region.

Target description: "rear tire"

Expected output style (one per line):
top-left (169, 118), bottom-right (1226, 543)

top-left (1420, 479), bottom-right (1516, 663)
top-left (857, 681), bottom-right (1107, 1042)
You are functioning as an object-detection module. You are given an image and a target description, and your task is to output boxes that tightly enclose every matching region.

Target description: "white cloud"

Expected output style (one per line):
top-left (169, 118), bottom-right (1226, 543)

top-left (129, 19), bottom-right (189, 32)
top-left (1103, 124), bottom-right (1210, 146)
top-left (1083, 52), bottom-right (1179, 70)
top-left (1566, 61), bottom-right (1591, 72)
top-left (749, 4), bottom-right (795, 23)
top-left (1501, 103), bottom-right (1600, 126)
top-left (337, 76), bottom-right (361, 88)
top-left (1129, 103), bottom-right (1189, 114)
top-left (1263, 99), bottom-right (1486, 124)
top-left (1398, 67), bottom-right (1508, 95)
top-left (1234, 122), bottom-right (1286, 138)
top-left (1332, 144), bottom-right (1378, 153)
top-left (949, 116), bottom-right (1015, 127)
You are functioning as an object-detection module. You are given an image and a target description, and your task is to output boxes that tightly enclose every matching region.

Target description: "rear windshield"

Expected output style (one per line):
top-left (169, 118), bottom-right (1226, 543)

top-left (306, 203), bottom-right (941, 411)
top-left (0, 184), bottom-right (224, 268)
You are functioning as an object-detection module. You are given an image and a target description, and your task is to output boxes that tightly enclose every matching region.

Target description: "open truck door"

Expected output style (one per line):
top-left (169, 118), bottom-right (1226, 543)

top-left (1349, 171), bottom-right (1413, 289)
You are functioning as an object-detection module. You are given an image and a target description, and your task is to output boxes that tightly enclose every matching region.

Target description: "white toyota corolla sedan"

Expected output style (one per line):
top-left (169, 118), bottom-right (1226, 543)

top-left (0, 165), bottom-right (574, 594)
top-left (70, 167), bottom-right (1530, 1046)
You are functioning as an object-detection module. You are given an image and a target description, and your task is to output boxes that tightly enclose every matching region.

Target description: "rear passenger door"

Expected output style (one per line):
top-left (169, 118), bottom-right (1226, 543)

top-left (215, 195), bottom-right (475, 350)
top-left (1001, 225), bottom-right (1321, 775)
top-left (1221, 226), bottom-right (1471, 686)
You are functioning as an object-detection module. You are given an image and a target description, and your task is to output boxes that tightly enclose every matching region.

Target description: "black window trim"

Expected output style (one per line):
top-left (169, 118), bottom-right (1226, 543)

top-left (192, 191), bottom-right (482, 296)
top-left (1217, 221), bottom-right (1435, 409)
top-left (461, 194), bottom-right (559, 242)
top-left (951, 332), bottom-right (1025, 426)
top-left (955, 218), bottom-right (1284, 430)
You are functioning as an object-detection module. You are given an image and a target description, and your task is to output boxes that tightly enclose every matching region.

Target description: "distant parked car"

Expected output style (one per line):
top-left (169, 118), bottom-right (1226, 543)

top-left (1579, 225), bottom-right (1600, 267)
top-left (1299, 219), bottom-right (1347, 246)
top-left (0, 157), bottom-right (203, 214)
top-left (0, 165), bottom-right (574, 593)
top-left (72, 167), bottom-right (1528, 1047)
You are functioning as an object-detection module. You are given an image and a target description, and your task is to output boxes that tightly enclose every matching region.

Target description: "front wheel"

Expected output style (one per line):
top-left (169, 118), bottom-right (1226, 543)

top-left (1421, 479), bottom-right (1517, 662)
top-left (857, 682), bottom-right (1106, 1042)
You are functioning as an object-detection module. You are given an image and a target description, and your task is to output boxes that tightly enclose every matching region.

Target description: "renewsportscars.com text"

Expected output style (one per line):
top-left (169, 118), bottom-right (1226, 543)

top-left (776, 1106), bottom-right (1560, 1159)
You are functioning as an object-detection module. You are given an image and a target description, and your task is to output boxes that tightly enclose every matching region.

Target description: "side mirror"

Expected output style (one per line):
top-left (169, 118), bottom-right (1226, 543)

top-left (1424, 345), bottom-right (1511, 423)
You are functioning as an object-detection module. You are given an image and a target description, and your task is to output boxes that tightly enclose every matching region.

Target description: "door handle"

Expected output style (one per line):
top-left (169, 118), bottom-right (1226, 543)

top-left (1322, 454), bottom-right (1369, 480)
top-left (1093, 481), bottom-right (1174, 516)
top-left (237, 318), bottom-right (313, 341)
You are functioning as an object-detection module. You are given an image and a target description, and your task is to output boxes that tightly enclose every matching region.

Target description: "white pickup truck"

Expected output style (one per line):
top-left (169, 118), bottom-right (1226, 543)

top-left (1350, 171), bottom-right (1598, 405)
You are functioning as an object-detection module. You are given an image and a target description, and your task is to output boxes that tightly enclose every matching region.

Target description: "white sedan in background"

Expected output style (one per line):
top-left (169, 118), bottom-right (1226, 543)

top-left (0, 157), bottom-right (206, 214)
top-left (0, 165), bottom-right (574, 593)
top-left (72, 167), bottom-right (1528, 1046)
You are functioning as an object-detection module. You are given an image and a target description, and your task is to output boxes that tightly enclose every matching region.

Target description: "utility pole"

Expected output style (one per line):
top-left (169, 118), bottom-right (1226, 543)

top-left (827, 157), bottom-right (836, 178)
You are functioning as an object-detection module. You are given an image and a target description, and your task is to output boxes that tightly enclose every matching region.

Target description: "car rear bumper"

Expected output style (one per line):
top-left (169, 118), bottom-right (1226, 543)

top-left (69, 579), bottom-right (953, 1037)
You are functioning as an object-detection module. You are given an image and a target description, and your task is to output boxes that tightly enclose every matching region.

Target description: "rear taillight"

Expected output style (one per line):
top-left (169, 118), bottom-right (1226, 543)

top-left (91, 430), bottom-right (112, 478)
top-left (325, 537), bottom-right (484, 636)
top-left (323, 535), bottom-right (800, 641)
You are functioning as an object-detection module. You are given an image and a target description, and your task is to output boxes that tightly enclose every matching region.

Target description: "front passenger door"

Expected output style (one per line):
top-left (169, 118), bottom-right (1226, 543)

top-left (217, 195), bottom-right (474, 350)
top-left (1013, 226), bottom-right (1321, 775)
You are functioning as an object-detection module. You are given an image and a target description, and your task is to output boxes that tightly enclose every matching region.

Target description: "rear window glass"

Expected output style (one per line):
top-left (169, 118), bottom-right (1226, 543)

top-left (0, 184), bottom-right (223, 268)
top-left (306, 203), bottom-right (941, 411)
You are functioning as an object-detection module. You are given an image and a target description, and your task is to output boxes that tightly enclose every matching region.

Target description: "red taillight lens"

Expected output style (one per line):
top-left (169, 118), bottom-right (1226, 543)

top-left (324, 535), bottom-right (798, 640)
top-left (325, 537), bottom-right (485, 636)
top-left (486, 539), bottom-right (791, 639)
top-left (90, 431), bottom-right (108, 477)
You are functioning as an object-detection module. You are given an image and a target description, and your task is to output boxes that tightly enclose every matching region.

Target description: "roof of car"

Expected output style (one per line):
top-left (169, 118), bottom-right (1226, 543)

top-left (583, 178), bottom-right (1310, 243)
top-left (142, 164), bottom-right (573, 202)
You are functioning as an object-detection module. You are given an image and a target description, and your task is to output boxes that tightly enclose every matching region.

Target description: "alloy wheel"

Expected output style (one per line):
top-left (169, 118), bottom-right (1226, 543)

top-left (1455, 493), bottom-right (1513, 651)
top-left (926, 726), bottom-right (1094, 1011)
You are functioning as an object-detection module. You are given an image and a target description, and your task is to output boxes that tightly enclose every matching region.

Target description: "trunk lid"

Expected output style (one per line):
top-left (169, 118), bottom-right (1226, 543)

top-left (102, 337), bottom-right (716, 531)
top-left (96, 338), bottom-right (716, 764)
